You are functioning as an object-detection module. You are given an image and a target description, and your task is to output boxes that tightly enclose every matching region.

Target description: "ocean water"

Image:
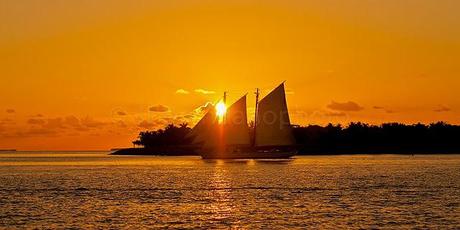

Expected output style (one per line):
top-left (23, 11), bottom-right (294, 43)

top-left (0, 152), bottom-right (459, 229)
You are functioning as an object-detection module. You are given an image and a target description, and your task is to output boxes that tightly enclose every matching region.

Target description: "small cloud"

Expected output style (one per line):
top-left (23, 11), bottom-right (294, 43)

top-left (194, 89), bottom-right (216, 95)
top-left (43, 118), bottom-right (66, 129)
top-left (327, 101), bottom-right (364, 112)
top-left (32, 114), bottom-right (44, 117)
top-left (80, 116), bottom-right (107, 128)
top-left (64, 116), bottom-right (80, 127)
top-left (6, 109), bottom-right (15, 114)
top-left (310, 109), bottom-right (348, 119)
top-left (0, 118), bottom-right (15, 125)
top-left (74, 126), bottom-right (90, 132)
top-left (27, 118), bottom-right (45, 125)
top-left (116, 111), bottom-right (127, 116)
top-left (324, 111), bottom-right (346, 117)
top-left (194, 102), bottom-right (214, 113)
top-left (373, 106), bottom-right (395, 113)
top-left (149, 105), bottom-right (169, 112)
top-left (9, 127), bottom-right (59, 138)
top-left (175, 89), bottom-right (190, 94)
top-left (183, 114), bottom-right (194, 119)
top-left (137, 118), bottom-right (171, 129)
top-left (26, 128), bottom-right (57, 137)
top-left (117, 120), bottom-right (127, 128)
top-left (434, 105), bottom-right (451, 112)
top-left (286, 89), bottom-right (295, 95)
top-left (138, 120), bottom-right (155, 129)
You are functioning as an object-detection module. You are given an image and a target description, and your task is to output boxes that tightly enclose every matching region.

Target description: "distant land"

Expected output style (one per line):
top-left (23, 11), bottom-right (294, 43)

top-left (112, 122), bottom-right (460, 155)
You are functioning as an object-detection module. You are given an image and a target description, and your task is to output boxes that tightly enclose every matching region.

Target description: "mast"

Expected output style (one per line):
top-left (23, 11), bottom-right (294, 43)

top-left (223, 91), bottom-right (227, 123)
top-left (253, 88), bottom-right (259, 147)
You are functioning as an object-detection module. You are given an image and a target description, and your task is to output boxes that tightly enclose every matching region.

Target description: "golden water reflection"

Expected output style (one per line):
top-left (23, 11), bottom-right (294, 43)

top-left (0, 152), bottom-right (459, 228)
top-left (207, 161), bottom-right (237, 225)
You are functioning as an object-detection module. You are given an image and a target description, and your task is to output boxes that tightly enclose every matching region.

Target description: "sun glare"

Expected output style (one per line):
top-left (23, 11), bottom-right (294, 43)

top-left (216, 101), bottom-right (227, 120)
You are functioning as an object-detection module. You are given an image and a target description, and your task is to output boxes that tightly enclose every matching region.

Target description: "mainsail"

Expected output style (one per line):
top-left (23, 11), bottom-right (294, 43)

top-left (224, 95), bottom-right (250, 145)
top-left (255, 83), bottom-right (295, 146)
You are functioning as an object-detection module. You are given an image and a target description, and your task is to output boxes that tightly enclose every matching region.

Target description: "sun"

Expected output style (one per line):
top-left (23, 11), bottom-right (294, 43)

top-left (215, 101), bottom-right (227, 121)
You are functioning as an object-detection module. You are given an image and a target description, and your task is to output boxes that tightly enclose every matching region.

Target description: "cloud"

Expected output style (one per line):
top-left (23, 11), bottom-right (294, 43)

top-left (175, 89), bottom-right (190, 94)
top-left (116, 120), bottom-right (127, 128)
top-left (434, 105), bottom-right (451, 112)
top-left (0, 118), bottom-right (15, 125)
top-left (327, 101), bottom-right (364, 112)
top-left (64, 116), bottom-right (80, 127)
top-left (22, 116), bottom-right (104, 138)
top-left (116, 111), bottom-right (127, 116)
top-left (324, 111), bottom-right (347, 117)
top-left (194, 89), bottom-right (216, 95)
top-left (32, 114), bottom-right (44, 117)
top-left (6, 128), bottom-right (58, 138)
top-left (373, 106), bottom-right (395, 113)
top-left (149, 105), bottom-right (169, 112)
top-left (194, 102), bottom-right (214, 113)
top-left (138, 120), bottom-right (155, 129)
top-left (27, 118), bottom-right (45, 125)
top-left (183, 114), bottom-right (194, 119)
top-left (26, 128), bottom-right (58, 137)
top-left (5, 115), bottom-right (128, 139)
top-left (310, 110), bottom-right (347, 118)
top-left (43, 118), bottom-right (66, 129)
top-left (6, 109), bottom-right (15, 113)
top-left (80, 116), bottom-right (107, 128)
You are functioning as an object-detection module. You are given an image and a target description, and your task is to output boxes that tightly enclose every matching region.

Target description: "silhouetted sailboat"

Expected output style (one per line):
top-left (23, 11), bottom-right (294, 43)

top-left (190, 82), bottom-right (297, 159)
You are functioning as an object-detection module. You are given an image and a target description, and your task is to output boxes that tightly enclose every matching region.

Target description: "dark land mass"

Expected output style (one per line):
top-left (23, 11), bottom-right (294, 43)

top-left (112, 122), bottom-right (460, 156)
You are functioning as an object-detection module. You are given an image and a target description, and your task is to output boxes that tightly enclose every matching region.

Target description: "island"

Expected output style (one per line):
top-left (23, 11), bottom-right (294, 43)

top-left (112, 122), bottom-right (460, 156)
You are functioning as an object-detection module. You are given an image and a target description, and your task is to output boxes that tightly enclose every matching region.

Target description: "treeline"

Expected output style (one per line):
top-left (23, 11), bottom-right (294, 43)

top-left (132, 122), bottom-right (460, 154)
top-left (132, 123), bottom-right (193, 147)
top-left (294, 122), bottom-right (460, 154)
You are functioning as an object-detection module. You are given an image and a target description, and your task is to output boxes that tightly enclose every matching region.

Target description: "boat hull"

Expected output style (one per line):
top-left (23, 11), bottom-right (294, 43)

top-left (200, 146), bottom-right (297, 159)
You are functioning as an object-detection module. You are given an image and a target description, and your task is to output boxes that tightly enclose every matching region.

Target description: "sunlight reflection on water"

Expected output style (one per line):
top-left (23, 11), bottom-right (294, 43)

top-left (0, 152), bottom-right (459, 228)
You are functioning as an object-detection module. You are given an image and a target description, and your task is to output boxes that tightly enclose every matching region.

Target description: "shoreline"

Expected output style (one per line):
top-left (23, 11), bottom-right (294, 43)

top-left (111, 148), bottom-right (460, 156)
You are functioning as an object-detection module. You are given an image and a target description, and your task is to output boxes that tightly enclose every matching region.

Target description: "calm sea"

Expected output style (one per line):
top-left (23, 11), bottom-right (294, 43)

top-left (0, 152), bottom-right (459, 229)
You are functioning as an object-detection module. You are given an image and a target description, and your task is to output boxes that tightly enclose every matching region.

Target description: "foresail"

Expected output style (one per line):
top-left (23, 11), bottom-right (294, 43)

top-left (255, 83), bottom-right (295, 146)
top-left (190, 107), bottom-right (218, 146)
top-left (224, 95), bottom-right (250, 145)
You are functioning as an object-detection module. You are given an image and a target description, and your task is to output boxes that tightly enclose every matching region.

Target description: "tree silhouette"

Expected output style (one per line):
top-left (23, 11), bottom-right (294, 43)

top-left (133, 123), bottom-right (193, 148)
top-left (133, 122), bottom-right (460, 154)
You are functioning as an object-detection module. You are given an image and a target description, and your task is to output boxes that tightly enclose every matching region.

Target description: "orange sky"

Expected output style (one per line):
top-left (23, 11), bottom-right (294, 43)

top-left (1, 0), bottom-right (459, 150)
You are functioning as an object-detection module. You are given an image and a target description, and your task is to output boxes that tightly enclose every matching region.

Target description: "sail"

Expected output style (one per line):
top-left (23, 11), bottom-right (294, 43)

top-left (255, 83), bottom-right (295, 146)
top-left (190, 107), bottom-right (219, 146)
top-left (224, 95), bottom-right (250, 145)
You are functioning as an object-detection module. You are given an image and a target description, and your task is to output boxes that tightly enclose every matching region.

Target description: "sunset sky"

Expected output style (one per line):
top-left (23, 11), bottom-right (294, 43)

top-left (1, 0), bottom-right (459, 150)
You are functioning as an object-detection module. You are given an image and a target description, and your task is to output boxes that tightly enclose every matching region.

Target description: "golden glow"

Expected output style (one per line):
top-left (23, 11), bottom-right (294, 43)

top-left (216, 101), bottom-right (227, 122)
top-left (1, 1), bottom-right (460, 150)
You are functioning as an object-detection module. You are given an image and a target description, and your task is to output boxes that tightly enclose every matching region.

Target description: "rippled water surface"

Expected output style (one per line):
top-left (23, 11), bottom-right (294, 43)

top-left (0, 152), bottom-right (459, 229)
